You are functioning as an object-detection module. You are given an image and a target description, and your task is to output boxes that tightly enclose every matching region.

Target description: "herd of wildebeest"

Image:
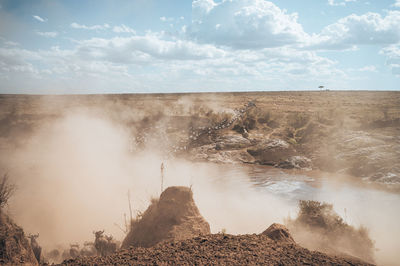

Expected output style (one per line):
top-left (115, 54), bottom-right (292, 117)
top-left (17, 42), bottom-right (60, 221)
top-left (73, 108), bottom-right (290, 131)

top-left (30, 230), bottom-right (117, 263)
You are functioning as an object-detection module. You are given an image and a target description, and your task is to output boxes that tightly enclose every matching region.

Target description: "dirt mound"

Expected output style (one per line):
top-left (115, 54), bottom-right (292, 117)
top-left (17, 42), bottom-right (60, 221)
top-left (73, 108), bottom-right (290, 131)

top-left (121, 186), bottom-right (210, 249)
top-left (286, 200), bottom-right (375, 263)
top-left (261, 223), bottom-right (295, 244)
top-left (0, 211), bottom-right (38, 265)
top-left (62, 233), bottom-right (374, 265)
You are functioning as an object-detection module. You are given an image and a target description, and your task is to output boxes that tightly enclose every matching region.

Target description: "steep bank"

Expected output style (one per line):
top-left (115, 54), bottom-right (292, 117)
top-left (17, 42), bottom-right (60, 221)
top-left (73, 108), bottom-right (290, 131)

top-left (0, 211), bottom-right (38, 265)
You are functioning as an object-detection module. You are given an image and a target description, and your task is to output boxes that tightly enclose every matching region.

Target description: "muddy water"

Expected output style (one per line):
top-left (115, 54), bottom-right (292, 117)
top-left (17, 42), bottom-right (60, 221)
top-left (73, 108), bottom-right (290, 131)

top-left (202, 163), bottom-right (400, 266)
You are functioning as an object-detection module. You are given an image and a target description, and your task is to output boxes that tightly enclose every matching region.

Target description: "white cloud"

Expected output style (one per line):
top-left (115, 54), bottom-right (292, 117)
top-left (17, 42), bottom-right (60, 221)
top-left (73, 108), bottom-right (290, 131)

top-left (359, 65), bottom-right (377, 72)
top-left (393, 0), bottom-right (400, 7)
top-left (70, 22), bottom-right (110, 31)
top-left (33, 15), bottom-right (47, 22)
top-left (328, 0), bottom-right (345, 6)
top-left (74, 34), bottom-right (226, 63)
top-left (112, 24), bottom-right (136, 34)
top-left (36, 31), bottom-right (59, 38)
top-left (328, 0), bottom-right (357, 7)
top-left (380, 44), bottom-right (400, 76)
top-left (0, 47), bottom-right (41, 74)
top-left (309, 11), bottom-right (400, 50)
top-left (190, 0), bottom-right (309, 49)
top-left (0, 29), bottom-right (348, 93)
top-left (347, 65), bottom-right (377, 72)
top-left (4, 41), bottom-right (19, 46)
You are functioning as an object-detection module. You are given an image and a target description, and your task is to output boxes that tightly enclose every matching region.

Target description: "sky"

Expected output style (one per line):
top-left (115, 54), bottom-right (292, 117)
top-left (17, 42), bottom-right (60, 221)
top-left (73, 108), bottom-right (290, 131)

top-left (0, 0), bottom-right (399, 94)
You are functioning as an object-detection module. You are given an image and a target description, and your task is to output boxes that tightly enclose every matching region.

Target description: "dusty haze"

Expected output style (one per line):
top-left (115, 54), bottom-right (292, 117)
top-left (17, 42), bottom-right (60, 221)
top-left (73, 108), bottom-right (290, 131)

top-left (0, 92), bottom-right (399, 265)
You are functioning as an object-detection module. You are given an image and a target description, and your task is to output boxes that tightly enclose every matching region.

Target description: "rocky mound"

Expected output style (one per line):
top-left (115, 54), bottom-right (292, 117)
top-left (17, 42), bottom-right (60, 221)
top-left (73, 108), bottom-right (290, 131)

top-left (121, 186), bottom-right (210, 248)
top-left (0, 211), bottom-right (38, 265)
top-left (261, 223), bottom-right (295, 244)
top-left (247, 139), bottom-right (297, 166)
top-left (62, 233), bottom-right (374, 265)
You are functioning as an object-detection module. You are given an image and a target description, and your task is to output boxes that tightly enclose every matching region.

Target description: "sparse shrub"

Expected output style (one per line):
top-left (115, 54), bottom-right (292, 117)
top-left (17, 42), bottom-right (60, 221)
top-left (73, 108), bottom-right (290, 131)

top-left (243, 116), bottom-right (256, 130)
top-left (286, 200), bottom-right (375, 263)
top-left (0, 173), bottom-right (16, 208)
top-left (257, 111), bottom-right (271, 124)
top-left (206, 111), bottom-right (233, 128)
top-left (232, 124), bottom-right (242, 132)
top-left (287, 113), bottom-right (310, 129)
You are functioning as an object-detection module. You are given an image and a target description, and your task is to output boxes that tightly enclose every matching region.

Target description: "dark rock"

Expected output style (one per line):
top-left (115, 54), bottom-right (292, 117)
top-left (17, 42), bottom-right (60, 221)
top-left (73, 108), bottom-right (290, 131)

top-left (215, 135), bottom-right (252, 150)
top-left (247, 139), bottom-right (296, 166)
top-left (278, 156), bottom-right (312, 170)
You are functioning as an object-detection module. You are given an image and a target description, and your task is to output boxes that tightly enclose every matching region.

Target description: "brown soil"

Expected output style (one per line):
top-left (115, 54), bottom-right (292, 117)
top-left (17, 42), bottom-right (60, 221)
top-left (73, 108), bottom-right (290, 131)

top-left (261, 223), bottom-right (295, 244)
top-left (61, 233), bottom-right (374, 265)
top-left (122, 186), bottom-right (210, 248)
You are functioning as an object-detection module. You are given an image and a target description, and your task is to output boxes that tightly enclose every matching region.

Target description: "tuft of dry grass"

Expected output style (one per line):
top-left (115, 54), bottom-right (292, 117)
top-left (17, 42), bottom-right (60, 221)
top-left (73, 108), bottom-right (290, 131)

top-left (0, 173), bottom-right (16, 209)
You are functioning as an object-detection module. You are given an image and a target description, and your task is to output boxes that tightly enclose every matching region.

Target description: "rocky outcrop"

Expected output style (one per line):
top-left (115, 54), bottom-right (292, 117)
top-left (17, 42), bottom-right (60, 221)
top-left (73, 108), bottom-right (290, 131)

top-left (215, 135), bottom-right (252, 150)
top-left (121, 186), bottom-right (210, 248)
top-left (0, 211), bottom-right (38, 265)
top-left (247, 139), bottom-right (296, 166)
top-left (278, 156), bottom-right (312, 170)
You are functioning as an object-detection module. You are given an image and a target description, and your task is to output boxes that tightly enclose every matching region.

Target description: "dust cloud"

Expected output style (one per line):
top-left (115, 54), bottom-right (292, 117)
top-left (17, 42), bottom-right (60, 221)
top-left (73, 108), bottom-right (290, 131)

top-left (4, 109), bottom-right (291, 248)
top-left (1, 105), bottom-right (399, 265)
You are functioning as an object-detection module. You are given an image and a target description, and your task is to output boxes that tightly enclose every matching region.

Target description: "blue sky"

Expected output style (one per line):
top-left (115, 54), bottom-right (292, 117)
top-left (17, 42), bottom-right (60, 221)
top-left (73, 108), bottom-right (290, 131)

top-left (0, 0), bottom-right (399, 94)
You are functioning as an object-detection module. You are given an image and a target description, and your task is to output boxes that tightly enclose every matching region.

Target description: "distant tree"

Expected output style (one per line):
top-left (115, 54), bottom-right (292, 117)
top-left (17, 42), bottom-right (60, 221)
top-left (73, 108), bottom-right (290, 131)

top-left (318, 86), bottom-right (324, 89)
top-left (0, 173), bottom-right (16, 208)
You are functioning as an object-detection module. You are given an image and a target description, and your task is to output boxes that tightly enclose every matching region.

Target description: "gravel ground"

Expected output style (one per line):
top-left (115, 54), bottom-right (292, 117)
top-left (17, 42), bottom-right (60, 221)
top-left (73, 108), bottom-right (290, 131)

top-left (60, 233), bottom-right (374, 265)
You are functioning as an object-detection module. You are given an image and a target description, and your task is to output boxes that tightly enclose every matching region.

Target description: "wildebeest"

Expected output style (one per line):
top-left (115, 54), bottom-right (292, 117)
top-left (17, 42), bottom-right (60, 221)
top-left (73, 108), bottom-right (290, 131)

top-left (80, 241), bottom-right (97, 257)
top-left (69, 243), bottom-right (80, 258)
top-left (93, 230), bottom-right (117, 256)
top-left (28, 233), bottom-right (42, 263)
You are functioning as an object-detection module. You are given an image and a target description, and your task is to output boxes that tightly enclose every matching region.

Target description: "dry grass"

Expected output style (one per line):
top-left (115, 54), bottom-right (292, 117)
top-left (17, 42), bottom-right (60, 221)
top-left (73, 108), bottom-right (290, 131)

top-left (286, 200), bottom-right (375, 263)
top-left (0, 173), bottom-right (15, 208)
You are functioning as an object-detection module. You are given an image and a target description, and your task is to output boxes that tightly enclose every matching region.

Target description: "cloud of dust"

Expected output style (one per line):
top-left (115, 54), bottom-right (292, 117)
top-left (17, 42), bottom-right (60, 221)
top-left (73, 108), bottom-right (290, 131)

top-left (4, 109), bottom-right (291, 251)
top-left (308, 180), bottom-right (400, 266)
top-left (2, 99), bottom-right (399, 266)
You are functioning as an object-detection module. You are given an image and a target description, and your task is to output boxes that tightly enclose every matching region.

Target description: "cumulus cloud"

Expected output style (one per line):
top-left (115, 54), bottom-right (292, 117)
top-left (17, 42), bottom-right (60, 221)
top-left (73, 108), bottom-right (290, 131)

top-left (380, 44), bottom-right (400, 76)
top-left (33, 15), bottom-right (47, 22)
top-left (113, 24), bottom-right (136, 34)
top-left (70, 22), bottom-right (110, 30)
top-left (394, 0), bottom-right (400, 7)
top-left (0, 28), bottom-right (347, 93)
top-left (190, 0), bottom-right (309, 49)
top-left (309, 11), bottom-right (400, 50)
top-left (0, 47), bottom-right (41, 75)
top-left (74, 34), bottom-right (226, 62)
top-left (36, 31), bottom-right (58, 38)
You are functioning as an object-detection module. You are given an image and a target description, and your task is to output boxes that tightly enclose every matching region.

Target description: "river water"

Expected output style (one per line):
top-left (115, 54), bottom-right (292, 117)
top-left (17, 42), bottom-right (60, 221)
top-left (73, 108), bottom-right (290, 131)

top-left (194, 162), bottom-right (400, 265)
